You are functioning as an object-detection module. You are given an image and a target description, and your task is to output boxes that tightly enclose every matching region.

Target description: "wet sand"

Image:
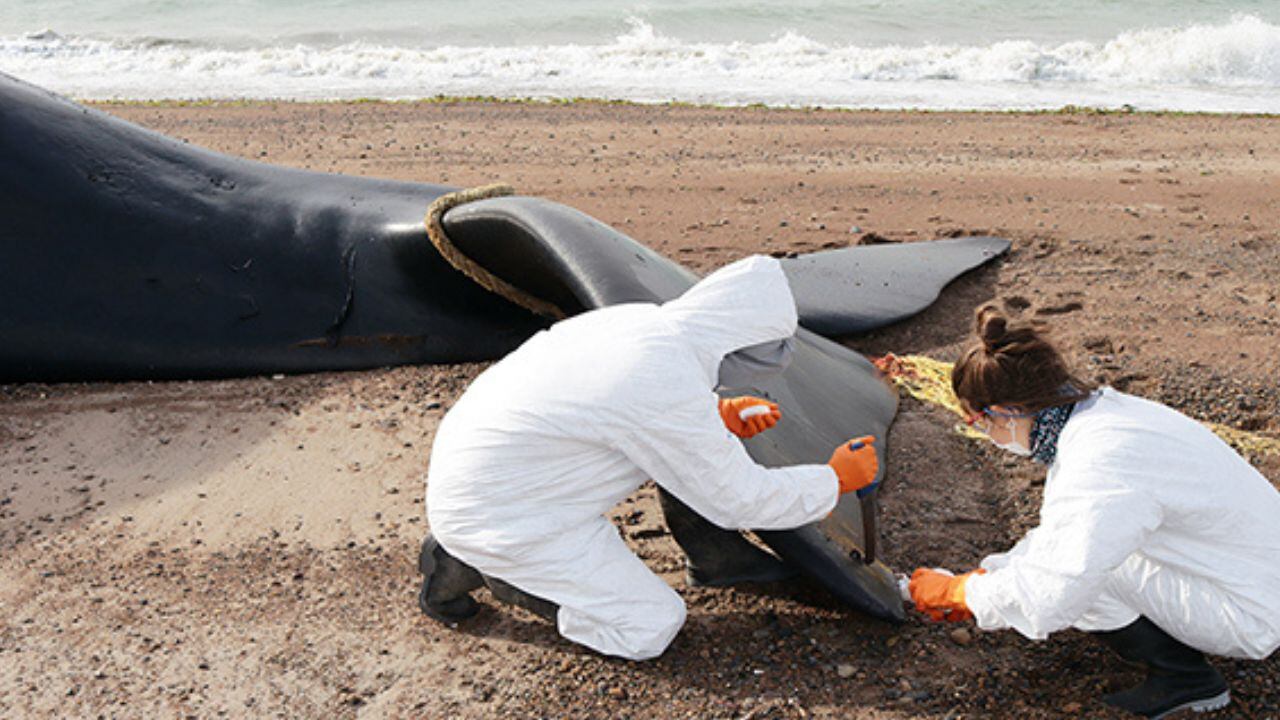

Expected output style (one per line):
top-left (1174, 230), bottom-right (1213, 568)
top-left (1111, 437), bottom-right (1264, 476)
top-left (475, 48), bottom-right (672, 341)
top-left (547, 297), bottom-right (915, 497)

top-left (1, 101), bottom-right (1278, 718)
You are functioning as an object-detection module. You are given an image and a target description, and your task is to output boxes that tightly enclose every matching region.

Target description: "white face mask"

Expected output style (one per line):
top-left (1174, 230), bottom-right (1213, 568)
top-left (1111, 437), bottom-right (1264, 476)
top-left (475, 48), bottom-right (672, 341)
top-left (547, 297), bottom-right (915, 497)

top-left (988, 416), bottom-right (1032, 456)
top-left (992, 437), bottom-right (1033, 456)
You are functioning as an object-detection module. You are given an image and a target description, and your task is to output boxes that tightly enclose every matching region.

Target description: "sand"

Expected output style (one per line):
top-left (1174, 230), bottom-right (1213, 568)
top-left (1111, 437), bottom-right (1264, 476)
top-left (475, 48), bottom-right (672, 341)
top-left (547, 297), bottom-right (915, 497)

top-left (1, 101), bottom-right (1277, 719)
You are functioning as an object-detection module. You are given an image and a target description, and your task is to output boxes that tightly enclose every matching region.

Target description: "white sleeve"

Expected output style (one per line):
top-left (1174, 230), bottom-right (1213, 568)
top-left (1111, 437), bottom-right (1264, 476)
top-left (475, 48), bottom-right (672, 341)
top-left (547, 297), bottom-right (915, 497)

top-left (614, 390), bottom-right (838, 531)
top-left (978, 527), bottom-right (1040, 572)
top-left (964, 463), bottom-right (1162, 639)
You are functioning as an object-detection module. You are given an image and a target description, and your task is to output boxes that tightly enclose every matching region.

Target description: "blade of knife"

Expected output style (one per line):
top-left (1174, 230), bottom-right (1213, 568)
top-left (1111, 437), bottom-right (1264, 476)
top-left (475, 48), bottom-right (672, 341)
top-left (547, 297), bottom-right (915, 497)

top-left (859, 486), bottom-right (878, 565)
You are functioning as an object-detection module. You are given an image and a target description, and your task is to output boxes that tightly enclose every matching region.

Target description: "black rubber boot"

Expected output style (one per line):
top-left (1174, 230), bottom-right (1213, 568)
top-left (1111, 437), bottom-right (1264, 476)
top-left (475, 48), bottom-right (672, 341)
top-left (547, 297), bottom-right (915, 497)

top-left (1092, 616), bottom-right (1231, 719)
top-left (417, 533), bottom-right (483, 624)
top-left (657, 488), bottom-right (796, 587)
top-left (483, 576), bottom-right (560, 622)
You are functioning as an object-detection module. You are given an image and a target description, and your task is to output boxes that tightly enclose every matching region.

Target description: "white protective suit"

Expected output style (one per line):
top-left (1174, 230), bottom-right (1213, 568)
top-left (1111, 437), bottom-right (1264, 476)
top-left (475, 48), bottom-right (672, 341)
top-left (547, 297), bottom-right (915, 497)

top-left (965, 388), bottom-right (1280, 659)
top-left (426, 256), bottom-right (840, 660)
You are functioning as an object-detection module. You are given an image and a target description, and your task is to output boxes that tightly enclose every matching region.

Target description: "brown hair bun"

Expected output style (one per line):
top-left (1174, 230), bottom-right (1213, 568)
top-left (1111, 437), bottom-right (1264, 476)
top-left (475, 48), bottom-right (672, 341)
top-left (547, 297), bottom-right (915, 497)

top-left (975, 305), bottom-right (1009, 350)
top-left (951, 302), bottom-right (1095, 414)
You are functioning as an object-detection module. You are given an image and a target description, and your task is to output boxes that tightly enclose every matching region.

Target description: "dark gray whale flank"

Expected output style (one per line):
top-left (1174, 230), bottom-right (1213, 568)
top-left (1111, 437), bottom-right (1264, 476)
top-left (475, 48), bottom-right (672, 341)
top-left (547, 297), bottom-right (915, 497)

top-left (0, 71), bottom-right (1010, 622)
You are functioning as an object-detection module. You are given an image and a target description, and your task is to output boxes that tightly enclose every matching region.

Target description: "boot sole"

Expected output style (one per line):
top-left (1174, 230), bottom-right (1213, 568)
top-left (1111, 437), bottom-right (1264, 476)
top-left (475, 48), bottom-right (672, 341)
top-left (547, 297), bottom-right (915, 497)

top-left (417, 581), bottom-right (478, 624)
top-left (1151, 690), bottom-right (1230, 720)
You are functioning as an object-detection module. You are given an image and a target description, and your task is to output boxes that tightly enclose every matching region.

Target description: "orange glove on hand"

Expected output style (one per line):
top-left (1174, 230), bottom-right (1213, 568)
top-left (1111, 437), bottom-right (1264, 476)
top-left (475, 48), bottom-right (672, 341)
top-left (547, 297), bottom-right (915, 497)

top-left (827, 436), bottom-right (878, 495)
top-left (908, 568), bottom-right (986, 622)
top-left (718, 396), bottom-right (781, 438)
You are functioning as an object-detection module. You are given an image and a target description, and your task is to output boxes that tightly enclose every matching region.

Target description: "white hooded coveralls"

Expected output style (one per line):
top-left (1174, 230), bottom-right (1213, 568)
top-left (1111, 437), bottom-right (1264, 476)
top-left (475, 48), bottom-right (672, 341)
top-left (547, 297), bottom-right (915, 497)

top-left (965, 388), bottom-right (1280, 659)
top-left (426, 256), bottom-right (840, 660)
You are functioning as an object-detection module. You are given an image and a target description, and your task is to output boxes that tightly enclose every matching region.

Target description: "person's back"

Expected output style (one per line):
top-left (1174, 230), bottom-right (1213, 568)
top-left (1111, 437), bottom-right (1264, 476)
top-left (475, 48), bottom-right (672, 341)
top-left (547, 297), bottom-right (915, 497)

top-left (428, 302), bottom-right (698, 546)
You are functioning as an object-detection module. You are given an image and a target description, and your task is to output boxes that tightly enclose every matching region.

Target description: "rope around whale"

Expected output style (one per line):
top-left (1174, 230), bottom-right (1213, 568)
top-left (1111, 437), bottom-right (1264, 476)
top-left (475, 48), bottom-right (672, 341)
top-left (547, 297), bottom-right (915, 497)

top-left (424, 183), bottom-right (566, 320)
top-left (875, 353), bottom-right (1280, 460)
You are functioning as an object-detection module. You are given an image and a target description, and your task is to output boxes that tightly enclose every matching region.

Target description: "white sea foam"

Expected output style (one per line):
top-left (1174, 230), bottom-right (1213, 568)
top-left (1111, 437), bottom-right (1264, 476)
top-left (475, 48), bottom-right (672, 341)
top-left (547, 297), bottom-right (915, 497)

top-left (1, 14), bottom-right (1277, 111)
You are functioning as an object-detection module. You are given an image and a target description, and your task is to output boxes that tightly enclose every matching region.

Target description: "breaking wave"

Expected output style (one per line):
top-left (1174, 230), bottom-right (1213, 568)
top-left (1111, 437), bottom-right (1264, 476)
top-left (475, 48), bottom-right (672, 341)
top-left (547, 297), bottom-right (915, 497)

top-left (2, 14), bottom-right (1278, 111)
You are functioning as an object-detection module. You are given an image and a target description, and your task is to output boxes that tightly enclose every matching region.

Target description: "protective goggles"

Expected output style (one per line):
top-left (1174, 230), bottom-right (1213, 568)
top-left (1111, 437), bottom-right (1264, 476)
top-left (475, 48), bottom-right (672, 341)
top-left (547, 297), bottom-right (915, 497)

top-left (963, 406), bottom-right (1033, 435)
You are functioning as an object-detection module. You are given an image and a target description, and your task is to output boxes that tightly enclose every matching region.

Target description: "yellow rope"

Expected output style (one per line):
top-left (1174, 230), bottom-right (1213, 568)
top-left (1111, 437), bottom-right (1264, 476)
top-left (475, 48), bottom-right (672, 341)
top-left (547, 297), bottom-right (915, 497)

top-left (876, 353), bottom-right (1280, 459)
top-left (424, 183), bottom-right (566, 320)
top-left (1204, 422), bottom-right (1280, 458)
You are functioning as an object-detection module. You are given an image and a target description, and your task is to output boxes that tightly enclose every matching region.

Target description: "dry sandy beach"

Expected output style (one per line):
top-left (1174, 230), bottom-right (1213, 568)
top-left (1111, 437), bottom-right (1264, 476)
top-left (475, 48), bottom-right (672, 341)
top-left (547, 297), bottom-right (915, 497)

top-left (2, 101), bottom-right (1278, 718)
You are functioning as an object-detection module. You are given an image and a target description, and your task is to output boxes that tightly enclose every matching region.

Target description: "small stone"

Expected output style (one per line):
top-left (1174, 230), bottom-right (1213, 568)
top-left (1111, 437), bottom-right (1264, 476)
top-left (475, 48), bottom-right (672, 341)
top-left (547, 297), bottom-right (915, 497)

top-left (1062, 702), bottom-right (1082, 713)
top-left (949, 628), bottom-right (973, 646)
top-left (837, 663), bottom-right (857, 678)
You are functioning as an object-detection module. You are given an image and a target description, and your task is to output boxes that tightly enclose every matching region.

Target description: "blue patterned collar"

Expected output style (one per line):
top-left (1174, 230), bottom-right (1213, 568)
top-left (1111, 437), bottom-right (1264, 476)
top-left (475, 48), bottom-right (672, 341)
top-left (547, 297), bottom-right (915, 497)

top-left (1029, 402), bottom-right (1076, 466)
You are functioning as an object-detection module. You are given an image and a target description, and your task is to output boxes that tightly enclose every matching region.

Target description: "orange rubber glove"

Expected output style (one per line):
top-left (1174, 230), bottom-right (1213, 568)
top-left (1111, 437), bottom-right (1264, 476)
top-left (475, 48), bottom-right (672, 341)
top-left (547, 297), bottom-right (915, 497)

top-left (908, 568), bottom-right (986, 622)
top-left (827, 436), bottom-right (878, 494)
top-left (718, 396), bottom-right (781, 438)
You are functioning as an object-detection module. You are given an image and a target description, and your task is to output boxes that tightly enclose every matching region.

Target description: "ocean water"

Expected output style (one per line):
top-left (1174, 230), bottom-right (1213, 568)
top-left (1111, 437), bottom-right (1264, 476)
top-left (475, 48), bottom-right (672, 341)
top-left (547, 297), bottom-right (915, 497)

top-left (2, 1), bottom-right (1279, 111)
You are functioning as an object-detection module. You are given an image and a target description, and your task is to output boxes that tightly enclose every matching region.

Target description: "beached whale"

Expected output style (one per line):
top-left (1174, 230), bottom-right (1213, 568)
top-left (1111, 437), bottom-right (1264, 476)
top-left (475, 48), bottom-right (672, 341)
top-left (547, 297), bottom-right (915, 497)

top-left (0, 71), bottom-right (1008, 622)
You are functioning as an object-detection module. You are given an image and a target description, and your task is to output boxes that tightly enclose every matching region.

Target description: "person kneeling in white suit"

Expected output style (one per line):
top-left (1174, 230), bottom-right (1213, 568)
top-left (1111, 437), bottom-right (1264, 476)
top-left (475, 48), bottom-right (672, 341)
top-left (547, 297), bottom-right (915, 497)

top-left (908, 304), bottom-right (1280, 719)
top-left (419, 255), bottom-right (879, 661)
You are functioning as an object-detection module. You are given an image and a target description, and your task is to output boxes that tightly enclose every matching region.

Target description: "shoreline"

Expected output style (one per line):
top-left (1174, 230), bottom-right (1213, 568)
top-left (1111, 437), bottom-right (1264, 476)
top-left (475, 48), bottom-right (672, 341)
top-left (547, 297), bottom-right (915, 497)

top-left (85, 95), bottom-right (1280, 119)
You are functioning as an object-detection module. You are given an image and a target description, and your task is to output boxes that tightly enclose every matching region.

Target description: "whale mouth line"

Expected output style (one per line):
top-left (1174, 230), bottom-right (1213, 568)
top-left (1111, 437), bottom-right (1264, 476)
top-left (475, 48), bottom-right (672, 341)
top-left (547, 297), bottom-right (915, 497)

top-left (294, 334), bottom-right (428, 349)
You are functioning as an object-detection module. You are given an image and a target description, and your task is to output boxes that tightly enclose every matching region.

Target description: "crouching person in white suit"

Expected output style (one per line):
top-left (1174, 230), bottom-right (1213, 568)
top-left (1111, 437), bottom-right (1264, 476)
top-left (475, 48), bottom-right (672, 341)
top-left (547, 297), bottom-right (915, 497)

top-left (908, 304), bottom-right (1280, 719)
top-left (419, 256), bottom-right (879, 660)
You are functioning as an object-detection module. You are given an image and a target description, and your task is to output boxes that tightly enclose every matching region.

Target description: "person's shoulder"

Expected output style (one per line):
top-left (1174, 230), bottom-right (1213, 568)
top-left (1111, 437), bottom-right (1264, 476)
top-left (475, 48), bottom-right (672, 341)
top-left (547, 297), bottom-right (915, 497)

top-left (1075, 388), bottom-right (1199, 434)
top-left (1066, 388), bottom-right (1152, 430)
top-left (1056, 389), bottom-right (1142, 459)
top-left (625, 341), bottom-right (711, 395)
top-left (1058, 388), bottom-right (1206, 471)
